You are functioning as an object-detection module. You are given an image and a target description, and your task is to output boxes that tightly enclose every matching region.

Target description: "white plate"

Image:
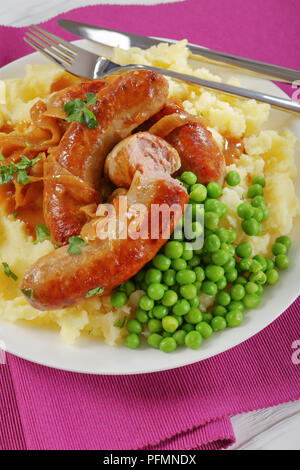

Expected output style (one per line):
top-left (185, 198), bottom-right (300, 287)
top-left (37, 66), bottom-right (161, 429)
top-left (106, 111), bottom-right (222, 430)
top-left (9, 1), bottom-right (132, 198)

top-left (0, 40), bottom-right (299, 375)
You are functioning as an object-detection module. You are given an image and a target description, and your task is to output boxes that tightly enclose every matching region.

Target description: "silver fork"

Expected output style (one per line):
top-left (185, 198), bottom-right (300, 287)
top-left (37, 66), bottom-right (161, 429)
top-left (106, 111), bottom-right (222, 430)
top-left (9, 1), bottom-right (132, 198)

top-left (24, 26), bottom-right (300, 115)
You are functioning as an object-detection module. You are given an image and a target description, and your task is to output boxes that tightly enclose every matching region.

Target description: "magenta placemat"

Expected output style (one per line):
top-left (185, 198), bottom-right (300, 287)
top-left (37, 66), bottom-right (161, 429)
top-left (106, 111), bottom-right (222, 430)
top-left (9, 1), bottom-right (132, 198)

top-left (0, 1), bottom-right (300, 450)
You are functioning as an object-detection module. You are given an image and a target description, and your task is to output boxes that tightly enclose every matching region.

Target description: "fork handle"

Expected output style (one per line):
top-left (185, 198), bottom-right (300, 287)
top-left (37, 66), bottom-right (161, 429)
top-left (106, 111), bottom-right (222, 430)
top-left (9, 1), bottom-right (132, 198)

top-left (118, 64), bottom-right (300, 114)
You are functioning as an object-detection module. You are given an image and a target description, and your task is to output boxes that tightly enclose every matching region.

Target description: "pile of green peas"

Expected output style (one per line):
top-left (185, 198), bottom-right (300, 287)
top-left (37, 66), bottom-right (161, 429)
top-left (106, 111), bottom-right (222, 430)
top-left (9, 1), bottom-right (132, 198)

top-left (110, 170), bottom-right (292, 353)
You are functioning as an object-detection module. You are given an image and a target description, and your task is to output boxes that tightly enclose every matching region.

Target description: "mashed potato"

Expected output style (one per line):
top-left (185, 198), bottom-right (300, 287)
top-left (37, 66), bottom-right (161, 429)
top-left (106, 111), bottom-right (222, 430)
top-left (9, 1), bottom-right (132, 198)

top-left (0, 40), bottom-right (298, 343)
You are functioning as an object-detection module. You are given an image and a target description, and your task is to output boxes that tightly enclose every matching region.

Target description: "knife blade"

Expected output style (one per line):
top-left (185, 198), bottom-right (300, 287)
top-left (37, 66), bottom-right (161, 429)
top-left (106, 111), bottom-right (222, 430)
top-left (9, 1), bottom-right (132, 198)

top-left (58, 18), bottom-right (300, 84)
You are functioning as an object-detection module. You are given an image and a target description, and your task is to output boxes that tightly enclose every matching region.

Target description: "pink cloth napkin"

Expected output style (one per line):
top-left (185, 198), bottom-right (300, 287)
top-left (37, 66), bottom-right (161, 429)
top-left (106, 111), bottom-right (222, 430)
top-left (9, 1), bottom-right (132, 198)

top-left (0, 1), bottom-right (300, 450)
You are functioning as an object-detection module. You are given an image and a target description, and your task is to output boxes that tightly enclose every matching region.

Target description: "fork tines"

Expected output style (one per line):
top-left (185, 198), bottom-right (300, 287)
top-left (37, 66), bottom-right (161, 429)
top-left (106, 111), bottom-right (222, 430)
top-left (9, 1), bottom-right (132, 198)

top-left (24, 25), bottom-right (78, 67)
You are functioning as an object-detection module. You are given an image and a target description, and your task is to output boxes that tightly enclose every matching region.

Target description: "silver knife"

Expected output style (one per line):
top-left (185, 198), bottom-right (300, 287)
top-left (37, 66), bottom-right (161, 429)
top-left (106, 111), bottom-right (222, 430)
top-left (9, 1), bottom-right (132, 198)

top-left (58, 18), bottom-right (300, 84)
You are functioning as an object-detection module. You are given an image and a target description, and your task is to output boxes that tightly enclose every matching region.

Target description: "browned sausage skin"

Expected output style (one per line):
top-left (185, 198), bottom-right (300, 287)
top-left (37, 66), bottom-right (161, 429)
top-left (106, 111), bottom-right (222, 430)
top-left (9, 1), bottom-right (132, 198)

top-left (44, 70), bottom-right (169, 246)
top-left (143, 101), bottom-right (226, 185)
top-left (21, 133), bottom-right (189, 311)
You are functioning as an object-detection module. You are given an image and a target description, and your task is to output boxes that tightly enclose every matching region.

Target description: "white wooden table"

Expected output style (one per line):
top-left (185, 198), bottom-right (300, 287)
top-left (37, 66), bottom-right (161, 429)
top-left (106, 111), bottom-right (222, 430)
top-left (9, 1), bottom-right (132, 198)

top-left (1, 0), bottom-right (299, 451)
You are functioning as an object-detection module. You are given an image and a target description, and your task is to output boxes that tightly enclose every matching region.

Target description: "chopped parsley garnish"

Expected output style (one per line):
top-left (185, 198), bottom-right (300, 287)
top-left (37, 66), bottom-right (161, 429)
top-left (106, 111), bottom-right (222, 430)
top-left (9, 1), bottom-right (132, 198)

top-left (0, 153), bottom-right (4, 162)
top-left (114, 317), bottom-right (127, 329)
top-left (0, 154), bottom-right (41, 186)
top-left (12, 211), bottom-right (18, 218)
top-left (68, 236), bottom-right (88, 255)
top-left (2, 262), bottom-right (18, 281)
top-left (25, 141), bottom-right (31, 149)
top-left (34, 224), bottom-right (50, 245)
top-left (64, 93), bottom-right (99, 129)
top-left (85, 286), bottom-right (105, 298)
top-left (21, 288), bottom-right (34, 299)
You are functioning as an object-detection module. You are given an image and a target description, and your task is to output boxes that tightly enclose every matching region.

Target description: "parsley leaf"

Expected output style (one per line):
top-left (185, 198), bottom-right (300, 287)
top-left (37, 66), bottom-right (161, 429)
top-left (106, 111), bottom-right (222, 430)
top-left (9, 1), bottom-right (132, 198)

top-left (85, 286), bottom-right (105, 298)
top-left (0, 154), bottom-right (40, 186)
top-left (12, 211), bottom-right (18, 218)
top-left (21, 288), bottom-right (34, 299)
top-left (114, 317), bottom-right (127, 329)
top-left (34, 224), bottom-right (50, 245)
top-left (2, 262), bottom-right (18, 281)
top-left (68, 236), bottom-right (88, 255)
top-left (0, 153), bottom-right (4, 161)
top-left (64, 93), bottom-right (99, 129)
top-left (25, 141), bottom-right (31, 149)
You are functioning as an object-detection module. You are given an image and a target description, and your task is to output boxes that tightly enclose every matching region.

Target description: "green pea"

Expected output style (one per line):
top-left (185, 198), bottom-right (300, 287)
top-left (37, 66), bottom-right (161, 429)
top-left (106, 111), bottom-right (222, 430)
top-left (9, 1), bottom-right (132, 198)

top-left (275, 254), bottom-right (290, 270)
top-left (162, 290), bottom-right (178, 307)
top-left (172, 299), bottom-right (191, 316)
top-left (182, 242), bottom-right (194, 261)
top-left (173, 329), bottom-right (187, 346)
top-left (276, 236), bottom-right (291, 251)
top-left (204, 234), bottom-right (221, 252)
top-left (217, 277), bottom-right (227, 290)
top-left (223, 257), bottom-right (236, 272)
top-left (253, 255), bottom-right (267, 271)
top-left (153, 305), bottom-right (169, 319)
top-left (211, 316), bottom-right (227, 331)
top-left (216, 290), bottom-right (231, 306)
top-left (184, 307), bottom-right (202, 324)
top-left (212, 249), bottom-right (230, 266)
top-left (252, 207), bottom-right (264, 222)
top-left (226, 170), bottom-right (241, 186)
top-left (136, 308), bottom-right (149, 323)
top-left (202, 313), bottom-right (213, 323)
top-left (266, 268), bottom-right (279, 285)
top-left (204, 198), bottom-right (219, 212)
top-left (251, 195), bottom-right (266, 208)
top-left (245, 282), bottom-right (259, 295)
top-left (248, 184), bottom-right (263, 198)
top-left (242, 218), bottom-right (260, 236)
top-left (181, 171), bottom-right (197, 186)
top-left (127, 318), bottom-right (142, 335)
top-left (148, 318), bottom-right (162, 333)
top-left (237, 202), bottom-right (254, 220)
top-left (153, 254), bottom-right (171, 271)
top-left (125, 333), bottom-right (141, 349)
top-left (236, 275), bottom-right (247, 285)
top-left (134, 269), bottom-right (145, 284)
top-left (243, 294), bottom-right (261, 309)
top-left (145, 268), bottom-right (162, 285)
top-left (147, 333), bottom-right (163, 349)
top-left (159, 337), bottom-right (177, 353)
top-left (249, 271), bottom-right (267, 285)
top-left (111, 291), bottom-right (128, 308)
top-left (249, 259), bottom-right (263, 273)
top-left (171, 258), bottom-right (187, 271)
top-left (147, 283), bottom-right (165, 301)
top-left (122, 280), bottom-right (135, 296)
top-left (227, 229), bottom-right (237, 243)
top-left (173, 314), bottom-right (183, 327)
top-left (188, 255), bottom-right (201, 268)
top-left (226, 311), bottom-right (244, 328)
top-left (236, 242), bottom-right (252, 259)
top-left (194, 266), bottom-right (205, 282)
top-left (192, 204), bottom-right (204, 222)
top-left (202, 281), bottom-right (218, 296)
top-left (252, 176), bottom-right (266, 187)
top-left (185, 330), bottom-right (203, 349)
top-left (206, 182), bottom-right (222, 198)
top-left (272, 242), bottom-right (287, 256)
top-left (215, 227), bottom-right (230, 242)
top-left (231, 284), bottom-right (245, 301)
top-left (205, 265), bottom-right (224, 282)
top-left (176, 269), bottom-right (196, 285)
top-left (162, 315), bottom-right (179, 333)
top-left (202, 252), bottom-right (212, 265)
top-left (195, 321), bottom-right (213, 339)
top-left (189, 296), bottom-right (200, 308)
top-left (164, 240), bottom-right (184, 260)
top-left (213, 305), bottom-right (227, 317)
top-left (265, 258), bottom-right (275, 270)
top-left (163, 269), bottom-right (176, 286)
top-left (225, 268), bottom-right (238, 282)
top-left (222, 243), bottom-right (235, 257)
top-left (180, 284), bottom-right (197, 300)
top-left (204, 212), bottom-right (219, 230)
top-left (228, 301), bottom-right (245, 313)
top-left (139, 295), bottom-right (154, 311)
top-left (261, 206), bottom-right (270, 221)
top-left (190, 184), bottom-right (207, 202)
